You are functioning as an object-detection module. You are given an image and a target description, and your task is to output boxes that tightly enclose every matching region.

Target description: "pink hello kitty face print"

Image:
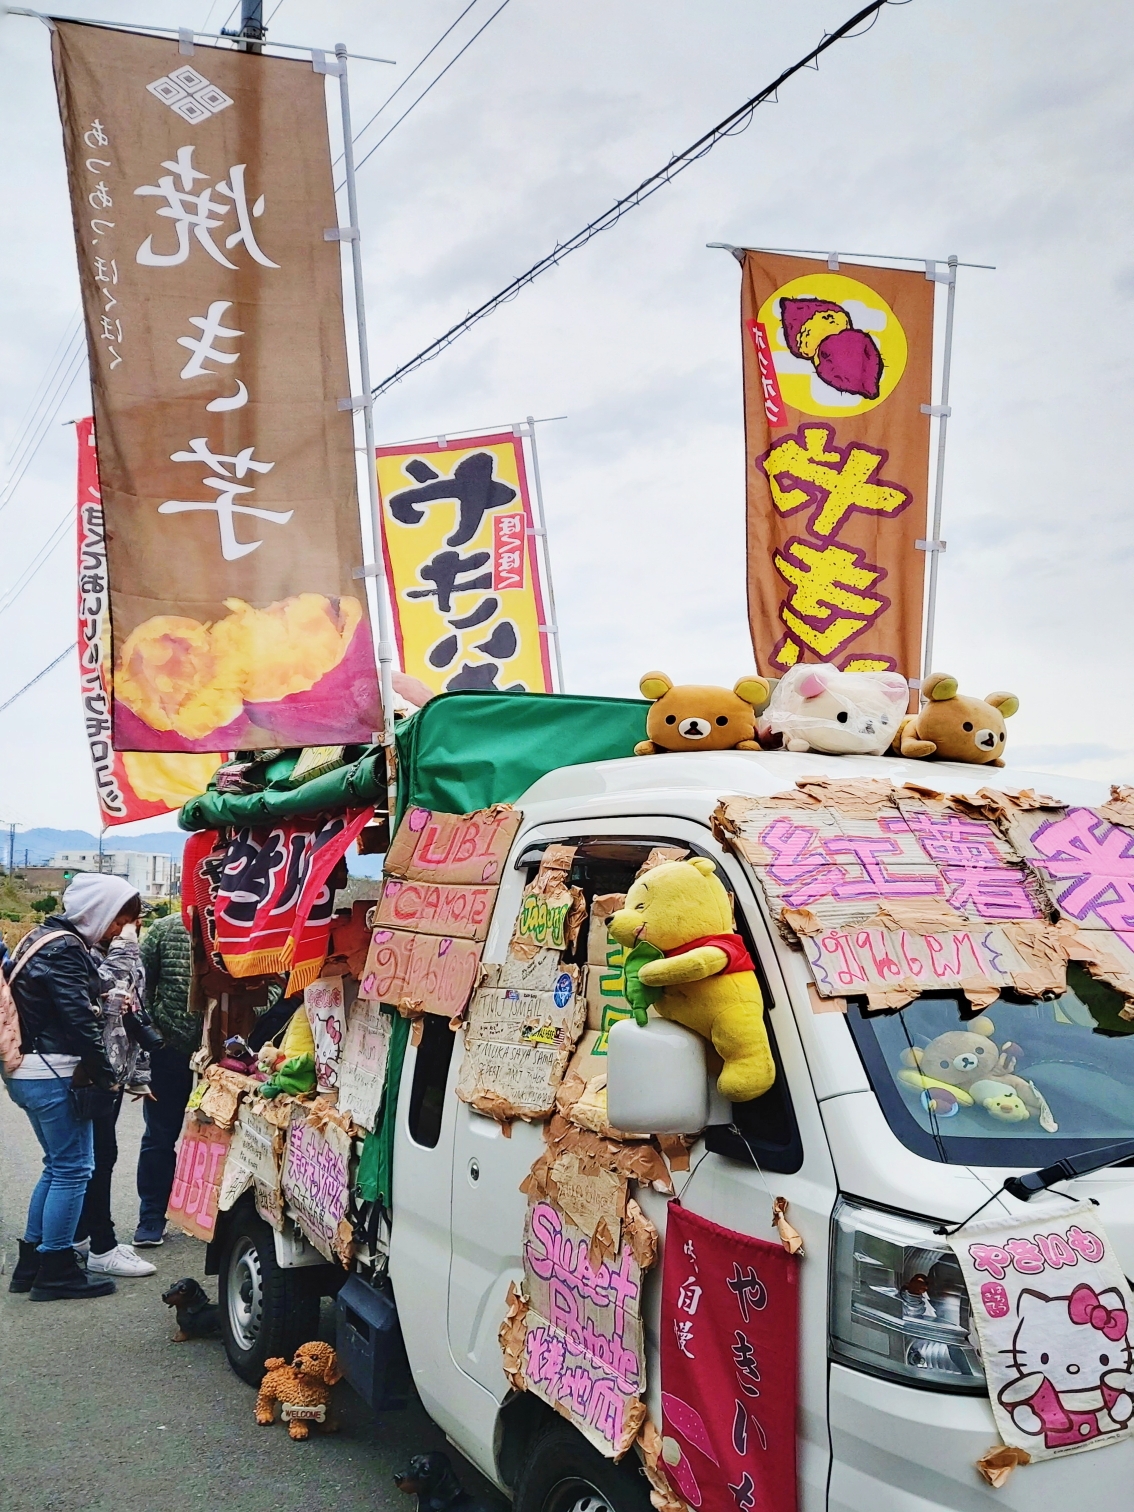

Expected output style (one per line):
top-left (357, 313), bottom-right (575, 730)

top-left (998, 1285), bottom-right (1134, 1448)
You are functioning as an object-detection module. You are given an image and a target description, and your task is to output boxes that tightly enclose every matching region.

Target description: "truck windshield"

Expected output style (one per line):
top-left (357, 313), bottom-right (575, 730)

top-left (847, 967), bottom-right (1134, 1167)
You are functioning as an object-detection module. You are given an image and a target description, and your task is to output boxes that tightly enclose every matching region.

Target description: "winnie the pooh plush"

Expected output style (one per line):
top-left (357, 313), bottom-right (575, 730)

top-left (896, 1017), bottom-right (1055, 1128)
top-left (607, 858), bottom-right (774, 1101)
top-left (633, 672), bottom-right (771, 755)
top-left (892, 672), bottom-right (1018, 765)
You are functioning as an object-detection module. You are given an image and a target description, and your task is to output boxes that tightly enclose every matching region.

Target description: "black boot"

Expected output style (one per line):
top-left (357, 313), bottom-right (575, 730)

top-left (29, 1246), bottom-right (116, 1301)
top-left (8, 1240), bottom-right (41, 1294)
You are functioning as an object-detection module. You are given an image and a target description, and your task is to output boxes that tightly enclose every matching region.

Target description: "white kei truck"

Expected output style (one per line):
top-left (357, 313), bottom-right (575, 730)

top-left (203, 745), bottom-right (1134, 1512)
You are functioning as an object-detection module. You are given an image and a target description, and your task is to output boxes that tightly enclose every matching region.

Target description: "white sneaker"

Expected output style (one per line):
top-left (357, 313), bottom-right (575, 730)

top-left (73, 1237), bottom-right (91, 1256)
top-left (87, 1243), bottom-right (157, 1278)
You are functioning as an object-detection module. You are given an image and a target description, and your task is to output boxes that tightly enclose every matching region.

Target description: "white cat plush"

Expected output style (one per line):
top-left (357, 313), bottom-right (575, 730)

top-left (758, 664), bottom-right (909, 756)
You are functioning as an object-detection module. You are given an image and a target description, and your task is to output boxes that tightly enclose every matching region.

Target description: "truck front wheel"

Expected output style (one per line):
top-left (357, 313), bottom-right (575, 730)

top-left (514, 1422), bottom-right (652, 1512)
top-left (219, 1205), bottom-right (320, 1385)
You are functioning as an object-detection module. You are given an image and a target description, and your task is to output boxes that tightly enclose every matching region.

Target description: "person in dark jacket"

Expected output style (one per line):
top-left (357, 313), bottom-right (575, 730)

top-left (3, 873), bottom-right (141, 1301)
top-left (133, 910), bottom-right (194, 1247)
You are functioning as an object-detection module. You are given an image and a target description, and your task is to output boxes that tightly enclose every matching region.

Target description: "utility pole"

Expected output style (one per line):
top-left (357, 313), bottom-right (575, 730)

top-left (7, 824), bottom-right (14, 877)
top-left (239, 0), bottom-right (264, 53)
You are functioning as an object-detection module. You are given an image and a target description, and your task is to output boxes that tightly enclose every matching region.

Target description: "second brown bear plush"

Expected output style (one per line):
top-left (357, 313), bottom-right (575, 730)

top-left (893, 672), bottom-right (1019, 766)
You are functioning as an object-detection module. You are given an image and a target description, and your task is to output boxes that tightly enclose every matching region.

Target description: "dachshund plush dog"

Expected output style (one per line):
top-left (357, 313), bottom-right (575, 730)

top-left (394, 1452), bottom-right (498, 1512)
top-left (161, 1277), bottom-right (221, 1342)
top-left (256, 1340), bottom-right (343, 1439)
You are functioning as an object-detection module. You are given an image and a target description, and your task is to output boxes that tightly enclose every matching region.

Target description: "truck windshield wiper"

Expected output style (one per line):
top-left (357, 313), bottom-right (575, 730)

top-left (1004, 1139), bottom-right (1134, 1200)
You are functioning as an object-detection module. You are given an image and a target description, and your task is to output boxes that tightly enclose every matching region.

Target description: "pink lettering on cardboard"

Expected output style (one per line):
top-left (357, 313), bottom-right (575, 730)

top-left (385, 805), bottom-right (522, 886)
top-left (1027, 808), bottom-right (1134, 931)
top-left (374, 877), bottom-right (496, 941)
top-left (358, 926), bottom-right (482, 1017)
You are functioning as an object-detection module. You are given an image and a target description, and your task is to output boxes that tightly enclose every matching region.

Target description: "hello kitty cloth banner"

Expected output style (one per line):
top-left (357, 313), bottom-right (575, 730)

top-left (952, 1203), bottom-right (1134, 1461)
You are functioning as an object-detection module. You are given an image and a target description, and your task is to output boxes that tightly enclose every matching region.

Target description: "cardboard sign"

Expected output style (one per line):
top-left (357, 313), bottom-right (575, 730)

top-left (218, 1100), bottom-right (285, 1231)
top-left (167, 1115), bottom-right (232, 1242)
top-left (358, 926), bottom-right (482, 1018)
top-left (587, 894), bottom-right (627, 964)
top-left (373, 877), bottom-right (496, 941)
top-left (281, 1109), bottom-right (353, 1264)
top-left (384, 804), bottom-right (522, 885)
top-left (513, 844), bottom-right (584, 955)
top-left (523, 1198), bottom-right (647, 1458)
top-left (338, 997), bottom-right (393, 1131)
top-left (304, 976), bottom-right (347, 1092)
top-left (952, 1203), bottom-right (1134, 1462)
top-left (802, 924), bottom-right (1027, 1001)
top-left (499, 947), bottom-right (569, 991)
top-left (457, 974), bottom-right (585, 1119)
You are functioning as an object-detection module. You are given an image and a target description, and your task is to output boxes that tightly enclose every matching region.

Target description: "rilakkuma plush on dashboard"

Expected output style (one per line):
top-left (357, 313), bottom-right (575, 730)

top-left (633, 672), bottom-right (771, 755)
top-left (892, 673), bottom-right (1019, 765)
top-left (607, 858), bottom-right (774, 1101)
top-left (896, 1017), bottom-right (1056, 1129)
top-left (757, 663), bottom-right (910, 755)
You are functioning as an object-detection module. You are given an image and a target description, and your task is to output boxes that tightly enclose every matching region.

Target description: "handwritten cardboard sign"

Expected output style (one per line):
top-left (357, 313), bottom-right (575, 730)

top-left (500, 947), bottom-right (569, 991)
top-left (338, 997), bottom-right (393, 1131)
top-left (218, 1100), bottom-right (285, 1231)
top-left (304, 975), bottom-right (347, 1092)
top-left (803, 924), bottom-right (1027, 1000)
top-left (522, 1198), bottom-right (646, 1458)
top-left (167, 1115), bottom-right (232, 1242)
top-left (952, 1202), bottom-right (1134, 1462)
top-left (358, 926), bottom-right (482, 1017)
top-left (373, 877), bottom-right (496, 941)
top-left (457, 973), bottom-right (585, 1120)
top-left (384, 804), bottom-right (522, 885)
top-left (281, 1109), bottom-right (352, 1264)
top-left (512, 844), bottom-right (585, 956)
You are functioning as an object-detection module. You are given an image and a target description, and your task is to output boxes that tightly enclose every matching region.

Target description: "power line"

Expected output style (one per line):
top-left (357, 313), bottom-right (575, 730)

top-left (0, 506), bottom-right (74, 621)
top-left (339, 0), bottom-right (511, 189)
top-left (333, 0), bottom-right (481, 171)
top-left (0, 321), bottom-right (86, 517)
top-left (0, 644), bottom-right (76, 718)
top-left (371, 0), bottom-right (901, 399)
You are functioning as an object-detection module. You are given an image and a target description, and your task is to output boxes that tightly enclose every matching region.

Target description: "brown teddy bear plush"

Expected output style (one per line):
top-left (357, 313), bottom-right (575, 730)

top-left (896, 1017), bottom-right (1055, 1129)
top-left (892, 672), bottom-right (1018, 765)
top-left (634, 672), bottom-right (771, 755)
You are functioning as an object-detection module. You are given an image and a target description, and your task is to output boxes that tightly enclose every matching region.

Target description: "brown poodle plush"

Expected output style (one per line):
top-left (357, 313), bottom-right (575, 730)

top-left (255, 1340), bottom-right (343, 1439)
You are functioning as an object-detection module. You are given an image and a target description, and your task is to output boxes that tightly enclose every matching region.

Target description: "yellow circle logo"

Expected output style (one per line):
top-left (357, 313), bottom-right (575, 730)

top-left (756, 272), bottom-right (907, 419)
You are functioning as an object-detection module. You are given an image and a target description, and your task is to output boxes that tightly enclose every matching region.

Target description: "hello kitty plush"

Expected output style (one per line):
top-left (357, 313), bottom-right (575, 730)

top-left (998, 1284), bottom-right (1134, 1449)
top-left (757, 664), bottom-right (909, 756)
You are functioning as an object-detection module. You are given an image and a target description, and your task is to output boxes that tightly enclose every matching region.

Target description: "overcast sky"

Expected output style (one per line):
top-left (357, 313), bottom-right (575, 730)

top-left (1, 0), bottom-right (1131, 838)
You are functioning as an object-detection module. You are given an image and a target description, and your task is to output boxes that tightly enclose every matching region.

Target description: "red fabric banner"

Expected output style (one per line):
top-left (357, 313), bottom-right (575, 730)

top-left (212, 809), bottom-right (372, 992)
top-left (661, 1204), bottom-right (800, 1512)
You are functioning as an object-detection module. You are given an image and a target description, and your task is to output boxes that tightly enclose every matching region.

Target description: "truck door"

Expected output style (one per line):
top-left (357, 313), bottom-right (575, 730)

top-left (445, 818), bottom-right (835, 1512)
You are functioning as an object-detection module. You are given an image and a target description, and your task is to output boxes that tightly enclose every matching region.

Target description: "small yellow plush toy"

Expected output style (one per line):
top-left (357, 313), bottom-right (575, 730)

top-left (892, 672), bottom-right (1019, 765)
top-left (634, 672), bottom-right (771, 756)
top-left (607, 858), bottom-right (774, 1101)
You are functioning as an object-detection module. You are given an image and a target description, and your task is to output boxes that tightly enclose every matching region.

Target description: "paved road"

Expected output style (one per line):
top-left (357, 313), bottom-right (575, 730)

top-left (0, 1092), bottom-right (497, 1512)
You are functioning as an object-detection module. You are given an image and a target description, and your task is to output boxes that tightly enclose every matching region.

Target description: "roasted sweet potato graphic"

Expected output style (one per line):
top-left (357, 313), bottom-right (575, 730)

top-left (778, 295), bottom-right (884, 401)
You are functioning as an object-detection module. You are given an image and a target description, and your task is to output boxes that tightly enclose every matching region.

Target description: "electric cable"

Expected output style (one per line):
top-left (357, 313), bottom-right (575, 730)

top-left (0, 643), bottom-right (76, 718)
top-left (338, 0), bottom-right (511, 189)
top-left (333, 0), bottom-right (481, 171)
top-left (0, 505), bottom-right (74, 621)
top-left (6, 306), bottom-right (80, 454)
top-left (371, 0), bottom-right (903, 398)
top-left (0, 322), bottom-right (86, 516)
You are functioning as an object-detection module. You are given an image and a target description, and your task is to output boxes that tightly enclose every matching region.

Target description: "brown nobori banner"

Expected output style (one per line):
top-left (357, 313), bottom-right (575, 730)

top-left (741, 251), bottom-right (934, 684)
top-left (52, 22), bottom-right (380, 752)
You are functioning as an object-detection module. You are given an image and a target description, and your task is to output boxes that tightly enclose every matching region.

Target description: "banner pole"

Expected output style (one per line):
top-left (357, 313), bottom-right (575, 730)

top-left (333, 43), bottom-right (398, 786)
top-left (921, 253), bottom-right (959, 683)
top-left (523, 414), bottom-right (566, 693)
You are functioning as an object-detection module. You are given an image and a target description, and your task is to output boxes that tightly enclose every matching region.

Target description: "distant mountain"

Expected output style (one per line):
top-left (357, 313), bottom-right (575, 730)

top-left (10, 828), bottom-right (188, 867)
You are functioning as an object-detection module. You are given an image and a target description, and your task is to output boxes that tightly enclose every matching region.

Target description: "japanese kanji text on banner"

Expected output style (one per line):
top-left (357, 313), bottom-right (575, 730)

top-left (53, 23), bottom-right (381, 752)
top-left (376, 433), bottom-right (553, 695)
top-left (76, 417), bottom-right (225, 824)
top-left (741, 252), bottom-right (934, 683)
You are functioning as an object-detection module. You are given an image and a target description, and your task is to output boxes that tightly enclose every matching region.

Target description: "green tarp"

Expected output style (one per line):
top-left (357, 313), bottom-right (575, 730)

top-left (392, 689), bottom-right (649, 824)
top-left (179, 689), bottom-right (649, 831)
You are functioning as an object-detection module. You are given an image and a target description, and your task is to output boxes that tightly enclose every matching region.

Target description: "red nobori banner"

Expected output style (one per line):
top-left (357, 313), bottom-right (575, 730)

top-left (53, 23), bottom-right (380, 752)
top-left (375, 432), bottom-right (553, 696)
top-left (741, 253), bottom-right (935, 683)
top-left (660, 1203), bottom-right (800, 1512)
top-left (76, 418), bottom-right (225, 825)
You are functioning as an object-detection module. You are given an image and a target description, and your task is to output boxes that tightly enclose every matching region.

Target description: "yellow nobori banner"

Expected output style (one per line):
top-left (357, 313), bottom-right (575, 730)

top-left (376, 432), bottom-right (553, 695)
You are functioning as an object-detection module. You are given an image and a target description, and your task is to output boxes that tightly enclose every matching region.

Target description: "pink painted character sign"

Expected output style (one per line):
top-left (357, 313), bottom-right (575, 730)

top-left (952, 1203), bottom-right (1134, 1461)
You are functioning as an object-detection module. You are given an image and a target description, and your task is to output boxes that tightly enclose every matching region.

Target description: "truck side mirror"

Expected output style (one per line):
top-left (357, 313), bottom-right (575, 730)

top-left (606, 1016), bottom-right (709, 1136)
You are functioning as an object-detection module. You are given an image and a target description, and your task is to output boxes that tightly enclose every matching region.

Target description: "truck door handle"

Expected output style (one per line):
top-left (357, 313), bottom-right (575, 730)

top-left (468, 1159), bottom-right (480, 1184)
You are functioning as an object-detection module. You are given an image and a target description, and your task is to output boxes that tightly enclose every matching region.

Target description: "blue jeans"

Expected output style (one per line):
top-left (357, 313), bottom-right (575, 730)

top-left (4, 1076), bottom-right (95, 1252)
top-left (136, 1046), bottom-right (193, 1230)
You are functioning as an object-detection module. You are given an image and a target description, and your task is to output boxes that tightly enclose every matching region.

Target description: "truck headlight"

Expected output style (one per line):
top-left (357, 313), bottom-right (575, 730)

top-left (829, 1197), bottom-right (986, 1393)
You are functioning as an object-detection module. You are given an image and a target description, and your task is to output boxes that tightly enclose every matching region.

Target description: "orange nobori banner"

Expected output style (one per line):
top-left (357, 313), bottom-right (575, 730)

top-left (375, 432), bottom-right (553, 695)
top-left (740, 252), bottom-right (935, 683)
top-left (52, 22), bottom-right (380, 752)
top-left (76, 417), bottom-right (226, 825)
